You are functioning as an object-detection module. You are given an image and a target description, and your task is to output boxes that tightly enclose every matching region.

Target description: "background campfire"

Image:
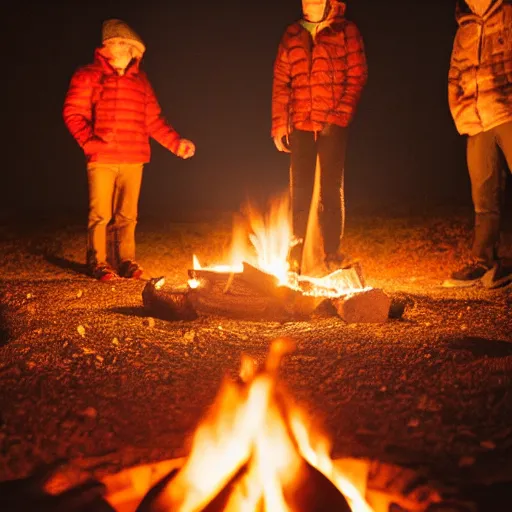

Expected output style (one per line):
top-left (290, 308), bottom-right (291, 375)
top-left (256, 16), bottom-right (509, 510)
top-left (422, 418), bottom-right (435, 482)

top-left (143, 193), bottom-right (391, 323)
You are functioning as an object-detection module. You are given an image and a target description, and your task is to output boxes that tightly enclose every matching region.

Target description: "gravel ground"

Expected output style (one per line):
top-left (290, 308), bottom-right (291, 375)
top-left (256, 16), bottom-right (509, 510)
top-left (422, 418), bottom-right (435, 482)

top-left (0, 208), bottom-right (511, 508)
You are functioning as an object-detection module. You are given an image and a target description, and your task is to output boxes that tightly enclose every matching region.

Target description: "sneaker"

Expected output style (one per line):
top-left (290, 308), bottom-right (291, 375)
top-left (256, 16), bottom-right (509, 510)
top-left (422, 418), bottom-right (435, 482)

top-left (91, 263), bottom-right (118, 282)
top-left (482, 261), bottom-right (512, 289)
top-left (442, 260), bottom-right (493, 288)
top-left (325, 252), bottom-right (355, 271)
top-left (119, 260), bottom-right (144, 279)
top-left (288, 241), bottom-right (303, 274)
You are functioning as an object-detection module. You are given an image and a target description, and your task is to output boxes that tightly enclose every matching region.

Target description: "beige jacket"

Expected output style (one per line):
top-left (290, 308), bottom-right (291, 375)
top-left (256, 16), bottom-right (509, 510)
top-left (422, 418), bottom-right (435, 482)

top-left (448, 0), bottom-right (512, 135)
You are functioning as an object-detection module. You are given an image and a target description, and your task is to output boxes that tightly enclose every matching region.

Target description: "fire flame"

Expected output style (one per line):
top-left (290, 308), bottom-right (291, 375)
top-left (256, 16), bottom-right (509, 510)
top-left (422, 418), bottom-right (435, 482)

top-left (192, 193), bottom-right (292, 285)
top-left (152, 339), bottom-right (374, 512)
top-left (190, 192), bottom-right (365, 296)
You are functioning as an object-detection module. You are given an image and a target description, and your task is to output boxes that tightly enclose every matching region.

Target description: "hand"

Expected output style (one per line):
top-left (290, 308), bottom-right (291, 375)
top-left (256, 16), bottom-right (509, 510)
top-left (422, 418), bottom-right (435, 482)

top-left (175, 138), bottom-right (195, 159)
top-left (83, 137), bottom-right (108, 155)
top-left (273, 129), bottom-right (290, 153)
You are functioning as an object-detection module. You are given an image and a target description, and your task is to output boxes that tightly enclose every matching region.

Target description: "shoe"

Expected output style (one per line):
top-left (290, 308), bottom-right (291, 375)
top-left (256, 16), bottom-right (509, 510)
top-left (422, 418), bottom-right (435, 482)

top-left (325, 252), bottom-right (354, 271)
top-left (482, 261), bottom-right (512, 289)
top-left (119, 260), bottom-right (144, 279)
top-left (91, 263), bottom-right (118, 282)
top-left (442, 260), bottom-right (493, 288)
top-left (288, 239), bottom-right (303, 274)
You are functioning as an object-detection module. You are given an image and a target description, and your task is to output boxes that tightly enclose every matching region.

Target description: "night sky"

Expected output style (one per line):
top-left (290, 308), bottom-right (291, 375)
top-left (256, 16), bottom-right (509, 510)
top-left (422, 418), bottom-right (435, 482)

top-left (4, 1), bottom-right (472, 222)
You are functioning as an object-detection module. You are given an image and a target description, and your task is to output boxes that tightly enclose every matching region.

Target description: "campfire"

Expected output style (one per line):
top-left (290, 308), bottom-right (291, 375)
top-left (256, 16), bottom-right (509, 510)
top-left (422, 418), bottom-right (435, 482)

top-left (110, 338), bottom-right (377, 511)
top-left (143, 192), bottom-right (391, 323)
top-left (33, 341), bottom-right (442, 512)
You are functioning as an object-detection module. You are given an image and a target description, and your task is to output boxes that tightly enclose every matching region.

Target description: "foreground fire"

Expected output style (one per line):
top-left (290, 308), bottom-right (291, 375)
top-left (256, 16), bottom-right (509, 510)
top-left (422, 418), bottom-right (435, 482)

top-left (148, 338), bottom-right (373, 512)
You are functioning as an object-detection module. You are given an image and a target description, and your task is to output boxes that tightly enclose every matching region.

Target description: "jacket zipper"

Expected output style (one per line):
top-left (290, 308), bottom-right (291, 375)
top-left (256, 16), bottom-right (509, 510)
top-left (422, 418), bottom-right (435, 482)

top-left (474, 22), bottom-right (483, 125)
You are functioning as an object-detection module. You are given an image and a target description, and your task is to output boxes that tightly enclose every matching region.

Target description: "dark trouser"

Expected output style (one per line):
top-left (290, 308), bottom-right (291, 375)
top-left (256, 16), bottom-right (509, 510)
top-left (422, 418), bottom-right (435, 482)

top-left (289, 125), bottom-right (348, 257)
top-left (467, 121), bottom-right (512, 265)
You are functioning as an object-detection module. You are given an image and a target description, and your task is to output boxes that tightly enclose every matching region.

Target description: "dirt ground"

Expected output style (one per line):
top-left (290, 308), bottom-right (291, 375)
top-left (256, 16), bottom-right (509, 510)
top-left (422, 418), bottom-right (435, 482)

top-left (0, 207), bottom-right (511, 510)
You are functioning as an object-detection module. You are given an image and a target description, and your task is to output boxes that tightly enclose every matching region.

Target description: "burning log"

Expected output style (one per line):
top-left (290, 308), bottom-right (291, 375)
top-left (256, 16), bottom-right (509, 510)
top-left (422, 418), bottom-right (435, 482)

top-left (188, 264), bottom-right (326, 322)
top-left (2, 339), bottom-right (446, 512)
top-left (142, 278), bottom-right (198, 321)
top-left (130, 338), bottom-right (359, 512)
top-left (332, 288), bottom-right (391, 324)
top-left (142, 264), bottom-right (390, 323)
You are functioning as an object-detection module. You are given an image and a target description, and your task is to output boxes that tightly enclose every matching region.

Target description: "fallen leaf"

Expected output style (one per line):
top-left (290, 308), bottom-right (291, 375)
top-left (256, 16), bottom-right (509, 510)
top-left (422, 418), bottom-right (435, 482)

top-left (77, 325), bottom-right (86, 337)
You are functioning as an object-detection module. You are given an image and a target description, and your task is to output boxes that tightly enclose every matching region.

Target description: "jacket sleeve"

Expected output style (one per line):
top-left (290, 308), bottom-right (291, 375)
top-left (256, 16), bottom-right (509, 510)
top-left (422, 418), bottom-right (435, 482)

top-left (63, 68), bottom-right (96, 148)
top-left (342, 21), bottom-right (368, 112)
top-left (144, 75), bottom-right (180, 154)
top-left (448, 48), bottom-right (464, 123)
top-left (271, 36), bottom-right (292, 137)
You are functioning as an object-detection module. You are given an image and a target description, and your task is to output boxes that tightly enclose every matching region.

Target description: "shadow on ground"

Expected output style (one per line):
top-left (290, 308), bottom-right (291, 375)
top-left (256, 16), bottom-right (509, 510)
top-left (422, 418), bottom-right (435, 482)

top-left (447, 337), bottom-right (512, 358)
top-left (44, 255), bottom-right (89, 277)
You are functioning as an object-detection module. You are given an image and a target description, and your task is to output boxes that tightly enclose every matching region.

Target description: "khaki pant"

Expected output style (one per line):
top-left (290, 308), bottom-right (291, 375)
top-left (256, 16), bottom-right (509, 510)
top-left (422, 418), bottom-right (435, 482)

top-left (86, 163), bottom-right (143, 268)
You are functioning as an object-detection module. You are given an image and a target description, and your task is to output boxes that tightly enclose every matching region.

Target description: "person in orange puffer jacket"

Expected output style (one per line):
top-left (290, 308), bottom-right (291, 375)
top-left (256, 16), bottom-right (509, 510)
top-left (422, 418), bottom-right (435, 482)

top-left (64, 19), bottom-right (195, 282)
top-left (272, 0), bottom-right (367, 274)
top-left (446, 0), bottom-right (512, 288)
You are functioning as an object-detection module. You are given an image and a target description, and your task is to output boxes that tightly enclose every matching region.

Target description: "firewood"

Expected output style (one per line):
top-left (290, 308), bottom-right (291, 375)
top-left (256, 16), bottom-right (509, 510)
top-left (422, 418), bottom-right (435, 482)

top-left (240, 262), bottom-right (281, 296)
top-left (332, 288), bottom-right (391, 323)
top-left (142, 278), bottom-right (198, 321)
top-left (188, 266), bottom-right (330, 321)
top-left (284, 460), bottom-right (352, 512)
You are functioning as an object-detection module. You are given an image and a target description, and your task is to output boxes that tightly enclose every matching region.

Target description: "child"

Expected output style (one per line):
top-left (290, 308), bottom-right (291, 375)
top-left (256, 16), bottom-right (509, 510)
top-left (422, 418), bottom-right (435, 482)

top-left (64, 19), bottom-right (195, 281)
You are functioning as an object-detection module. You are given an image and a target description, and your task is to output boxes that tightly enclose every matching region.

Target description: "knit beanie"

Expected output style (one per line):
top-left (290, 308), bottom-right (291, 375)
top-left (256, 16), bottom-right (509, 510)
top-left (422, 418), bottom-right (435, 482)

top-left (102, 19), bottom-right (146, 56)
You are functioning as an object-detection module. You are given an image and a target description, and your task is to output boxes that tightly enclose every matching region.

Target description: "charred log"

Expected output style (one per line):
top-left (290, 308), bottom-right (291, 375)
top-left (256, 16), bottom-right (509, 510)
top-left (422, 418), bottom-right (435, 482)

top-left (188, 265), bottom-right (326, 321)
top-left (142, 278), bottom-right (198, 321)
top-left (284, 460), bottom-right (352, 512)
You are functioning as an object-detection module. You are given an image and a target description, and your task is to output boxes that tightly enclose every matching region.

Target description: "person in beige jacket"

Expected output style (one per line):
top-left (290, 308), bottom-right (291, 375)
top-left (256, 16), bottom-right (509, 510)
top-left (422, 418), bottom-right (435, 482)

top-left (446, 0), bottom-right (512, 288)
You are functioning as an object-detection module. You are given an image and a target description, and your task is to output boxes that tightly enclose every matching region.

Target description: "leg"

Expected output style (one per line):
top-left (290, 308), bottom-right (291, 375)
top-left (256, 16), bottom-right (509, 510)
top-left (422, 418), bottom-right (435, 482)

top-left (112, 163), bottom-right (143, 271)
top-left (467, 128), bottom-right (502, 266)
top-left (289, 130), bottom-right (317, 269)
top-left (495, 120), bottom-right (512, 184)
top-left (317, 124), bottom-right (348, 257)
top-left (86, 163), bottom-right (117, 268)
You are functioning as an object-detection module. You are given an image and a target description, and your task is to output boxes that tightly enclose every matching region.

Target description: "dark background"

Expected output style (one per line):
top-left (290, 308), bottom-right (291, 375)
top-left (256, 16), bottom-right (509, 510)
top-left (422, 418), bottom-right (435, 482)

top-left (4, 0), bottom-right (474, 222)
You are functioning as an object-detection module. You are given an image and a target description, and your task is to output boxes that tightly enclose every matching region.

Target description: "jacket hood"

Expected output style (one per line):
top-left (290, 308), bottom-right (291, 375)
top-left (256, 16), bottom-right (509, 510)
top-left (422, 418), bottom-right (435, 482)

top-left (456, 0), bottom-right (503, 23)
top-left (323, 0), bottom-right (346, 23)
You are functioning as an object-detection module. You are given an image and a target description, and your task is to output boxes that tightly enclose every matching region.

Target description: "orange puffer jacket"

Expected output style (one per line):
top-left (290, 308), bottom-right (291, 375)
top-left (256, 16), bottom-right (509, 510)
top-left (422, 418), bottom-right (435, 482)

top-left (63, 49), bottom-right (180, 163)
top-left (448, 0), bottom-right (512, 136)
top-left (271, 0), bottom-right (367, 137)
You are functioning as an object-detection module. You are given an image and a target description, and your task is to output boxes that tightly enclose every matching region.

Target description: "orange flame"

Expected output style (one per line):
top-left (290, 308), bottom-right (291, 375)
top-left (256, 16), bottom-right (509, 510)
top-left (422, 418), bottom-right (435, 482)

top-left (190, 191), bottom-right (366, 296)
top-left (153, 339), bottom-right (374, 512)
